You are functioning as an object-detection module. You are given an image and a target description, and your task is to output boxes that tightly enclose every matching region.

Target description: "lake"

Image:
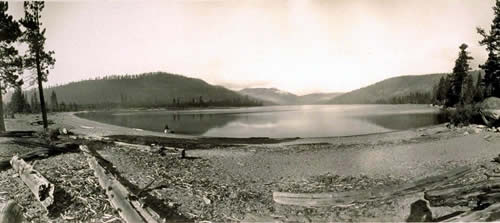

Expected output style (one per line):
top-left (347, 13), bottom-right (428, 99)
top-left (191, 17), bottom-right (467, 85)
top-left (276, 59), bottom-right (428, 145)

top-left (76, 105), bottom-right (446, 138)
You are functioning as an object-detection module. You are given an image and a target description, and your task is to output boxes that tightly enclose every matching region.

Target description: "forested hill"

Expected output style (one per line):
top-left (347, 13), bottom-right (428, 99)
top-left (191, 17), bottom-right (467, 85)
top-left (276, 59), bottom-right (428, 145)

top-left (329, 71), bottom-right (483, 104)
top-left (41, 72), bottom-right (262, 108)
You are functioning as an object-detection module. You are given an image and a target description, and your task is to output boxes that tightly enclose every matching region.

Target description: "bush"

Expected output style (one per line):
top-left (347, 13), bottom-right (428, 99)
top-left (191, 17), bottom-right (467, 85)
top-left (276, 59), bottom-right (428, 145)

top-left (443, 104), bottom-right (482, 126)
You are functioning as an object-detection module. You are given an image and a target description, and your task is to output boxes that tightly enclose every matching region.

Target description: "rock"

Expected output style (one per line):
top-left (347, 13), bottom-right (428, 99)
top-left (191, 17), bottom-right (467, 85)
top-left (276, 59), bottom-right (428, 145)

top-left (468, 127), bottom-right (481, 134)
top-left (59, 128), bottom-right (68, 135)
top-left (493, 155), bottom-right (500, 164)
top-left (180, 149), bottom-right (186, 159)
top-left (463, 131), bottom-right (469, 136)
top-left (229, 192), bottom-right (238, 199)
top-left (406, 200), bottom-right (433, 222)
top-left (480, 97), bottom-right (500, 110)
top-left (202, 196), bottom-right (211, 205)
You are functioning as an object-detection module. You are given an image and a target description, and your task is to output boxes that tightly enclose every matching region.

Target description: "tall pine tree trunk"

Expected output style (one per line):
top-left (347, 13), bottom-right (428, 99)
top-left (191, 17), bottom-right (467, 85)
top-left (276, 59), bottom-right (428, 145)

top-left (35, 52), bottom-right (48, 130)
top-left (0, 81), bottom-right (5, 133)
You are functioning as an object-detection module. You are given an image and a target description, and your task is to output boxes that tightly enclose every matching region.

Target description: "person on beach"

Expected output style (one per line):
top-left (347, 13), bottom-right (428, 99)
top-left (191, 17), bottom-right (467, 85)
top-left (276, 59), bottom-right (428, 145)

top-left (164, 124), bottom-right (170, 134)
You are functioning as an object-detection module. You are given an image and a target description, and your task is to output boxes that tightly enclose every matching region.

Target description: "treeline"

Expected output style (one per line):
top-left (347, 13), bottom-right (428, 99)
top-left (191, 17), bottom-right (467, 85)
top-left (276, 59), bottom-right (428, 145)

top-left (432, 68), bottom-right (484, 107)
top-left (431, 1), bottom-right (500, 109)
top-left (433, 45), bottom-right (500, 108)
top-left (5, 87), bottom-right (263, 115)
top-left (5, 88), bottom-right (79, 115)
top-left (38, 71), bottom-right (266, 110)
top-left (430, 1), bottom-right (500, 125)
top-left (376, 92), bottom-right (433, 104)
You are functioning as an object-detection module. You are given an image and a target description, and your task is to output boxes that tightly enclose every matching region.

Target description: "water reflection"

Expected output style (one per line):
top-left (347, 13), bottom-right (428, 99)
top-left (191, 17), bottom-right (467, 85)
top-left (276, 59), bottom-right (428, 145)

top-left (361, 113), bottom-right (448, 130)
top-left (77, 105), bottom-right (445, 138)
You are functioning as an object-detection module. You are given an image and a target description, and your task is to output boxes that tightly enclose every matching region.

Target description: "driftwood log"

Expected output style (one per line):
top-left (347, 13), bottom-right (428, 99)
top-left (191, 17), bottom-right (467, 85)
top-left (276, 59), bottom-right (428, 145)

top-left (114, 141), bottom-right (152, 151)
top-left (0, 131), bottom-right (36, 138)
top-left (0, 142), bottom-right (79, 170)
top-left (10, 156), bottom-right (54, 209)
top-left (80, 145), bottom-right (163, 223)
top-left (0, 200), bottom-right (23, 223)
top-left (114, 141), bottom-right (185, 158)
top-left (440, 202), bottom-right (500, 222)
top-left (424, 182), bottom-right (489, 207)
top-left (274, 166), bottom-right (471, 207)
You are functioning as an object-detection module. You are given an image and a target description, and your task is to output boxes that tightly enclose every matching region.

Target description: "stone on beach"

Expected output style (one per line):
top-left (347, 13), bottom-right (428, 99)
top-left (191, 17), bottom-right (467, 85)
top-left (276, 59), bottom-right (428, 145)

top-left (406, 200), bottom-right (433, 222)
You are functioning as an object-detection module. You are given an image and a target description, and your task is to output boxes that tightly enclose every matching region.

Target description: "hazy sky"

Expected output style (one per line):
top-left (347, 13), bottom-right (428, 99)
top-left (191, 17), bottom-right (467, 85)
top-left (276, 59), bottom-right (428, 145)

top-left (7, 0), bottom-right (497, 95)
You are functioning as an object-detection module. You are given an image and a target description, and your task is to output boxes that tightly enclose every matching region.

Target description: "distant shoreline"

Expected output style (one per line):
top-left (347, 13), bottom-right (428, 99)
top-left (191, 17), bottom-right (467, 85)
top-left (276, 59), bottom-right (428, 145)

top-left (62, 112), bottom-right (445, 147)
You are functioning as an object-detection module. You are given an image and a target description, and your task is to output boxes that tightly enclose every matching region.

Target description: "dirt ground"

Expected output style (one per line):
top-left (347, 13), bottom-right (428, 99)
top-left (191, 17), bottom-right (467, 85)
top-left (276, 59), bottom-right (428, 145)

top-left (1, 113), bottom-right (500, 222)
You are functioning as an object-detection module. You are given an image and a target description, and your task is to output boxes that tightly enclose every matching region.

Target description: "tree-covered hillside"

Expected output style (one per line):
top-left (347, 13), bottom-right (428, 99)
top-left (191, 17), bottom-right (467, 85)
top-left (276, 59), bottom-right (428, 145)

top-left (330, 71), bottom-right (483, 104)
top-left (39, 72), bottom-right (262, 109)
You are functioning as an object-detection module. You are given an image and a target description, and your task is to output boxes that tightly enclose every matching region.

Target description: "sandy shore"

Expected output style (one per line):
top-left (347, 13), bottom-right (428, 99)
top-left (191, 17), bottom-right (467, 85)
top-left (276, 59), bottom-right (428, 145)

top-left (26, 112), bottom-right (499, 180)
top-left (2, 112), bottom-right (500, 221)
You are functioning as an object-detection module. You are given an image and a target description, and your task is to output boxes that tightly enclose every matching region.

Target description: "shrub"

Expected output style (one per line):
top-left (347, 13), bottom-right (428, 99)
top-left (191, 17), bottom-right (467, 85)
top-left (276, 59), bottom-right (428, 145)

top-left (443, 104), bottom-right (482, 126)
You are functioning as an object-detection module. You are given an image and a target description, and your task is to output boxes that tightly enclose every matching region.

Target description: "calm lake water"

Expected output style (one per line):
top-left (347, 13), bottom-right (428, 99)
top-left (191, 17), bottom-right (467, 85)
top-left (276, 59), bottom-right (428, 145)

top-left (76, 105), bottom-right (446, 138)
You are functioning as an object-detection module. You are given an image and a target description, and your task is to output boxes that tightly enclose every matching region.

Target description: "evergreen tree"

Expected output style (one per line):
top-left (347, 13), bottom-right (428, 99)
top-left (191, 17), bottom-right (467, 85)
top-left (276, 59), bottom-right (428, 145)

top-left (31, 92), bottom-right (40, 113)
top-left (50, 91), bottom-right (58, 112)
top-left (0, 2), bottom-right (22, 132)
top-left (20, 2), bottom-right (55, 129)
top-left (474, 74), bottom-right (485, 103)
top-left (434, 76), bottom-right (448, 105)
top-left (59, 102), bottom-right (66, 112)
top-left (462, 74), bottom-right (475, 105)
top-left (23, 94), bottom-right (31, 113)
top-left (446, 44), bottom-right (473, 107)
top-left (477, 0), bottom-right (500, 97)
top-left (8, 86), bottom-right (25, 113)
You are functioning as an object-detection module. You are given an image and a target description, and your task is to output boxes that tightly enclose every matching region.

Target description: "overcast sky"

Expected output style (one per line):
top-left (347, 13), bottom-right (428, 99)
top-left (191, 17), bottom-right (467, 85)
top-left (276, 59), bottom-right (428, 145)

top-left (7, 0), bottom-right (497, 95)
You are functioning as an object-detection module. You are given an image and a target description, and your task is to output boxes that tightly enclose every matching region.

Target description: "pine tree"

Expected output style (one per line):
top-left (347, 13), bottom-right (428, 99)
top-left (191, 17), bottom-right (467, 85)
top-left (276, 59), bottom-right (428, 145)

top-left (462, 74), bottom-right (475, 105)
top-left (477, 0), bottom-right (500, 98)
top-left (0, 2), bottom-right (22, 132)
top-left (59, 102), bottom-right (66, 112)
top-left (50, 91), bottom-right (58, 112)
top-left (446, 44), bottom-right (473, 107)
top-left (8, 86), bottom-right (25, 113)
top-left (474, 74), bottom-right (485, 103)
top-left (20, 2), bottom-right (55, 130)
top-left (434, 76), bottom-right (447, 105)
top-left (31, 92), bottom-right (40, 113)
top-left (23, 94), bottom-right (31, 113)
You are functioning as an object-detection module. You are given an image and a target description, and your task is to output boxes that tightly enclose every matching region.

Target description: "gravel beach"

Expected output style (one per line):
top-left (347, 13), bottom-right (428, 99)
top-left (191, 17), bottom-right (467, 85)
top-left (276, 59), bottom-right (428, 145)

top-left (1, 112), bottom-right (500, 222)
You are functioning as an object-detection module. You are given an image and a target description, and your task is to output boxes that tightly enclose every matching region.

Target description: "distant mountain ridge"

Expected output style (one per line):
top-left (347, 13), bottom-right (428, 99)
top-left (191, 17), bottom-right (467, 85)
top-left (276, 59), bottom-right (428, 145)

top-left (35, 72), bottom-right (263, 108)
top-left (329, 71), bottom-right (483, 104)
top-left (238, 88), bottom-right (342, 105)
top-left (10, 70), bottom-right (485, 107)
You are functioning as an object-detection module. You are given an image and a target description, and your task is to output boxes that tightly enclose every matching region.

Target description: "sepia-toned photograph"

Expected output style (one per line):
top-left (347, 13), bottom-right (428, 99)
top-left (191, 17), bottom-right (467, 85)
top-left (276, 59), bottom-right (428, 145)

top-left (1, 0), bottom-right (500, 222)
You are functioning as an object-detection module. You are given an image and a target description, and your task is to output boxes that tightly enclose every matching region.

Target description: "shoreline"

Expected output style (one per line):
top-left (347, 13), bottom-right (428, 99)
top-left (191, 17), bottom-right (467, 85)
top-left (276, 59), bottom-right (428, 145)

top-left (3, 112), bottom-right (500, 221)
top-left (68, 111), bottom-right (434, 144)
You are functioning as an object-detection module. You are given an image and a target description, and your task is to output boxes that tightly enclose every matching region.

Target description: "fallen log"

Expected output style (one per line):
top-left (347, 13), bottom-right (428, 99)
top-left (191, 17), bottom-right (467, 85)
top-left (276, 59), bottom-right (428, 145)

top-left (274, 166), bottom-right (471, 207)
top-left (114, 141), bottom-right (185, 158)
top-left (0, 200), bottom-right (23, 223)
top-left (0, 142), bottom-right (79, 170)
top-left (440, 202), bottom-right (500, 222)
top-left (10, 156), bottom-right (54, 209)
top-left (80, 145), bottom-right (163, 223)
top-left (114, 141), bottom-right (152, 151)
top-left (0, 131), bottom-right (36, 138)
top-left (424, 182), bottom-right (487, 207)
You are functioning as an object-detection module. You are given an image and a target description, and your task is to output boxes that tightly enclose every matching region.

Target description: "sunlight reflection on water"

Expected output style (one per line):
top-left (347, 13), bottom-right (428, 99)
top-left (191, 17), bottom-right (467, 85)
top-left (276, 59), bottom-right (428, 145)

top-left (77, 104), bottom-right (445, 138)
